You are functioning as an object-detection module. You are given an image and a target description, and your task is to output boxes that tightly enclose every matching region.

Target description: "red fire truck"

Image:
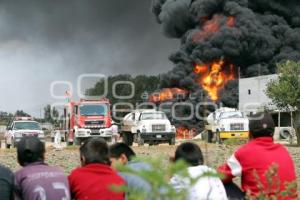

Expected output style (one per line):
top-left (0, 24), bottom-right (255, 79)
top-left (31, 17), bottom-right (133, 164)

top-left (63, 98), bottom-right (116, 145)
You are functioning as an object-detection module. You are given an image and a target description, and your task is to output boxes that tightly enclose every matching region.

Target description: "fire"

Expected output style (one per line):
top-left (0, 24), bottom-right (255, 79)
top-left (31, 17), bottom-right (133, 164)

top-left (193, 60), bottom-right (235, 101)
top-left (226, 16), bottom-right (235, 27)
top-left (193, 14), bottom-right (235, 42)
top-left (176, 126), bottom-right (196, 139)
top-left (149, 88), bottom-right (188, 103)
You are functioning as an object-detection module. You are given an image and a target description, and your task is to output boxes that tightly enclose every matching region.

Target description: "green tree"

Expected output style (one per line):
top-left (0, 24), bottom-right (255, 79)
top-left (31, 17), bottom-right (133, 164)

top-left (15, 110), bottom-right (31, 117)
top-left (0, 111), bottom-right (13, 125)
top-left (87, 74), bottom-right (160, 121)
top-left (44, 104), bottom-right (59, 125)
top-left (266, 60), bottom-right (300, 145)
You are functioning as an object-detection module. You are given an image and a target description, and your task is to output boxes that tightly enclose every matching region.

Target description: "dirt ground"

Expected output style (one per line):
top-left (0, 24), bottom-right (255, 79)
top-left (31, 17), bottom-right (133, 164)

top-left (0, 140), bottom-right (299, 194)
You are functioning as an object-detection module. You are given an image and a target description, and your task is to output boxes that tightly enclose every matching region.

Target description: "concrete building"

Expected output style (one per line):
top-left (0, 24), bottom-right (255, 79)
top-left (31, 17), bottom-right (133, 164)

top-left (239, 74), bottom-right (296, 142)
top-left (239, 74), bottom-right (278, 112)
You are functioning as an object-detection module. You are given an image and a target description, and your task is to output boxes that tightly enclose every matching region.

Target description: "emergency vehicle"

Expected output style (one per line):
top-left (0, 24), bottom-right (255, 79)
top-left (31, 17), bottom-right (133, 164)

top-left (5, 116), bottom-right (45, 148)
top-left (63, 98), bottom-right (117, 145)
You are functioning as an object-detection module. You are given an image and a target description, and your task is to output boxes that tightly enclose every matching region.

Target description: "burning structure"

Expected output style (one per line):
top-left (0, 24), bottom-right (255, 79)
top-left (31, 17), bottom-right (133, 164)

top-left (150, 0), bottom-right (300, 135)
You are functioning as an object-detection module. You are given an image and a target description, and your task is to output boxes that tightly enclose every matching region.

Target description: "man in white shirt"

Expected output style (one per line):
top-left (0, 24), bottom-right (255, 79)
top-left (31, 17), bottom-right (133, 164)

top-left (170, 142), bottom-right (228, 200)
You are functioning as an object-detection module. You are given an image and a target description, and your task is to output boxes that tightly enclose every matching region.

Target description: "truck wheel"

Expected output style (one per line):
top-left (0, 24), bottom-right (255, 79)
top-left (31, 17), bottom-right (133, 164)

top-left (137, 133), bottom-right (144, 146)
top-left (128, 133), bottom-right (133, 146)
top-left (207, 130), bottom-right (213, 143)
top-left (122, 132), bottom-right (128, 145)
top-left (216, 131), bottom-right (223, 144)
top-left (280, 128), bottom-right (291, 140)
top-left (169, 137), bottom-right (175, 145)
top-left (122, 132), bottom-right (133, 146)
top-left (5, 143), bottom-right (11, 149)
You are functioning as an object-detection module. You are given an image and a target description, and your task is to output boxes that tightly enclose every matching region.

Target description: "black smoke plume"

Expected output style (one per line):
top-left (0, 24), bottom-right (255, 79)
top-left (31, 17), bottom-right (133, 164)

top-left (151, 0), bottom-right (300, 130)
top-left (152, 0), bottom-right (300, 102)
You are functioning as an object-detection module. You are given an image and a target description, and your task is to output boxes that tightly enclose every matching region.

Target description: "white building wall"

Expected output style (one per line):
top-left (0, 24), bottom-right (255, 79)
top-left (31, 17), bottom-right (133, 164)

top-left (239, 74), bottom-right (278, 112)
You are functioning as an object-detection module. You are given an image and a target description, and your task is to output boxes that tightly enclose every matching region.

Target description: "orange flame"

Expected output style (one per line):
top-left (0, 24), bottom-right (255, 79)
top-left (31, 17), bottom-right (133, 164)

top-left (176, 126), bottom-right (196, 139)
top-left (226, 16), bottom-right (235, 27)
top-left (194, 60), bottom-right (235, 101)
top-left (193, 15), bottom-right (235, 42)
top-left (149, 88), bottom-right (188, 103)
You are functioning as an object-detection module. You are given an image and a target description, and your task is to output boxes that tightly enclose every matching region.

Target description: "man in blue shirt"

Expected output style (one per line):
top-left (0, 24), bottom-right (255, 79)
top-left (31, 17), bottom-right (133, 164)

top-left (109, 143), bottom-right (151, 196)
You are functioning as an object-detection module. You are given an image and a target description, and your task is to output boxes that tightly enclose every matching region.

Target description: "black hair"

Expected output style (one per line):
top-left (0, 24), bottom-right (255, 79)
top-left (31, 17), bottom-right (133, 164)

top-left (249, 113), bottom-right (275, 138)
top-left (17, 136), bottom-right (45, 167)
top-left (174, 142), bottom-right (204, 166)
top-left (109, 142), bottom-right (136, 161)
top-left (80, 138), bottom-right (110, 165)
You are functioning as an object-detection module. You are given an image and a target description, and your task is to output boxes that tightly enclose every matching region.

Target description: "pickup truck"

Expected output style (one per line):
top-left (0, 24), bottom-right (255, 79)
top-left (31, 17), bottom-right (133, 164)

top-left (5, 117), bottom-right (45, 148)
top-left (120, 110), bottom-right (176, 146)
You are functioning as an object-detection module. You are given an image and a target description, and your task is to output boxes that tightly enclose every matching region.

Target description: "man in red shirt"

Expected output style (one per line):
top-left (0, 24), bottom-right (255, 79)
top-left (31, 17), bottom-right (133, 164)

top-left (219, 113), bottom-right (297, 199)
top-left (69, 138), bottom-right (125, 200)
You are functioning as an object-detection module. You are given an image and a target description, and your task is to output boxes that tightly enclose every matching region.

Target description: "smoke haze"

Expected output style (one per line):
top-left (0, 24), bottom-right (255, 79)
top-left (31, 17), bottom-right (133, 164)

top-left (0, 0), bottom-right (177, 116)
top-left (152, 0), bottom-right (300, 103)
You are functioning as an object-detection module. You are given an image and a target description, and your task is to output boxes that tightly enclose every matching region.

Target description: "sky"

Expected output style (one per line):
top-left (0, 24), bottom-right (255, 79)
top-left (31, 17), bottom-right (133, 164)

top-left (0, 0), bottom-right (178, 117)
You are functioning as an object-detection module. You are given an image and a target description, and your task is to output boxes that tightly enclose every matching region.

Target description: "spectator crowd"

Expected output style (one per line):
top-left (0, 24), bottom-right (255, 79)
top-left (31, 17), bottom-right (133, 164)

top-left (0, 113), bottom-right (298, 200)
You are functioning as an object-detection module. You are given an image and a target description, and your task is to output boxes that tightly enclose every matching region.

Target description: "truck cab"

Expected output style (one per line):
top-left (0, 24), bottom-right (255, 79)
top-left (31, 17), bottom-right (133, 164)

top-left (5, 117), bottom-right (45, 148)
top-left (206, 108), bottom-right (249, 143)
top-left (64, 99), bottom-right (116, 145)
top-left (121, 109), bottom-right (176, 146)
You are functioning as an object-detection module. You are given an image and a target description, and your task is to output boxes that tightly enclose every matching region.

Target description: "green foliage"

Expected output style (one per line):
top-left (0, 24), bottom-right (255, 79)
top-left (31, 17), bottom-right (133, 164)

top-left (113, 156), bottom-right (221, 200)
top-left (43, 104), bottom-right (59, 125)
top-left (87, 74), bottom-right (160, 105)
top-left (0, 111), bottom-right (13, 125)
top-left (246, 164), bottom-right (298, 200)
top-left (87, 74), bottom-right (160, 121)
top-left (15, 110), bottom-right (31, 117)
top-left (112, 157), bottom-right (298, 200)
top-left (266, 60), bottom-right (300, 145)
top-left (266, 60), bottom-right (300, 110)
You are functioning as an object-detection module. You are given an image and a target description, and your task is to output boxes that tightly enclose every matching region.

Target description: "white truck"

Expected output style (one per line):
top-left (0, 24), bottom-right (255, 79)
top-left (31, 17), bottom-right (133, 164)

top-left (205, 107), bottom-right (249, 143)
top-left (121, 109), bottom-right (176, 146)
top-left (5, 117), bottom-right (45, 148)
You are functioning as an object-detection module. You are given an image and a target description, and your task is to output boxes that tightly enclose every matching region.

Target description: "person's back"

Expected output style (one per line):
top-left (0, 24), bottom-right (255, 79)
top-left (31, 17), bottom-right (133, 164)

top-left (171, 165), bottom-right (227, 200)
top-left (170, 142), bottom-right (227, 200)
top-left (0, 164), bottom-right (14, 200)
top-left (69, 138), bottom-right (125, 200)
top-left (14, 136), bottom-right (70, 200)
top-left (124, 161), bottom-right (151, 191)
top-left (109, 143), bottom-right (152, 195)
top-left (234, 137), bottom-right (296, 195)
top-left (218, 113), bottom-right (297, 199)
top-left (15, 163), bottom-right (70, 200)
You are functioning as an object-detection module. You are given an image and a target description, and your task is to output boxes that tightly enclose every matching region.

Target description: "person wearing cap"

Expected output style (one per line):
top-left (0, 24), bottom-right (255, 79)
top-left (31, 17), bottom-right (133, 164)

top-left (218, 113), bottom-right (297, 199)
top-left (14, 136), bottom-right (70, 200)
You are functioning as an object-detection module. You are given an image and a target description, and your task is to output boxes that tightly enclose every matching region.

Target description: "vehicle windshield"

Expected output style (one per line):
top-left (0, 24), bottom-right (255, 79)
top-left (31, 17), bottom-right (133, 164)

top-left (80, 104), bottom-right (108, 116)
top-left (140, 112), bottom-right (167, 120)
top-left (14, 122), bottom-right (41, 130)
top-left (220, 111), bottom-right (243, 119)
